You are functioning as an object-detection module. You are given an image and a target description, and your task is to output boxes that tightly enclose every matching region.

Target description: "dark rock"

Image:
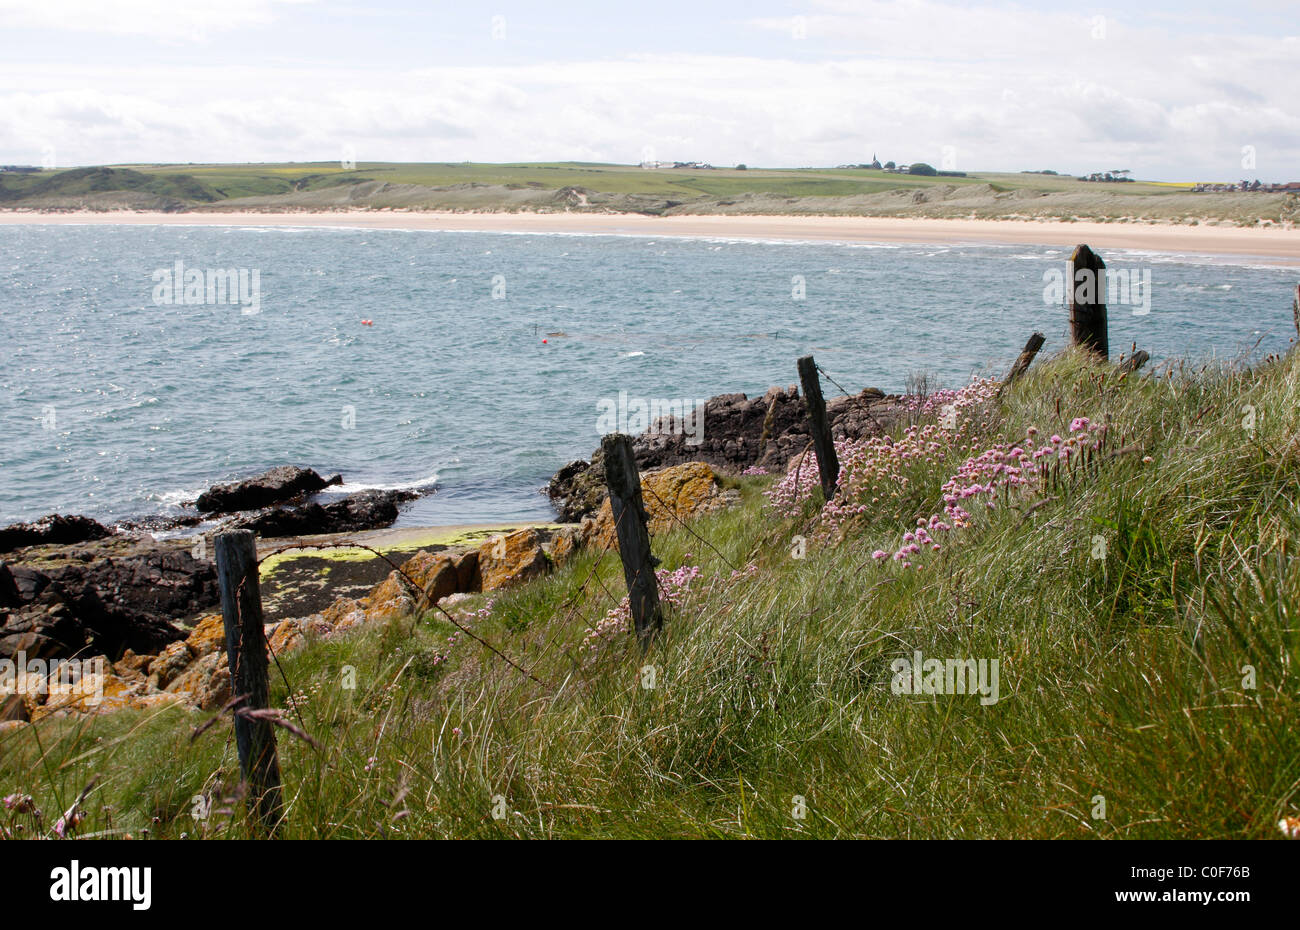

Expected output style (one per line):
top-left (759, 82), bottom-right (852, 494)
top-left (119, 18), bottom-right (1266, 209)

top-left (2, 590), bottom-right (82, 640)
top-left (7, 565), bottom-right (52, 602)
top-left (546, 455), bottom-right (609, 523)
top-left (113, 513), bottom-right (203, 533)
top-left (0, 562), bottom-right (20, 607)
top-left (1, 630), bottom-right (74, 662)
top-left (1, 538), bottom-right (214, 660)
top-left (195, 465), bottom-right (342, 514)
top-left (453, 549), bottom-right (481, 593)
top-left (546, 384), bottom-right (906, 520)
top-left (333, 488), bottom-right (415, 530)
top-left (233, 489), bottom-right (418, 538)
top-left (0, 514), bottom-right (110, 553)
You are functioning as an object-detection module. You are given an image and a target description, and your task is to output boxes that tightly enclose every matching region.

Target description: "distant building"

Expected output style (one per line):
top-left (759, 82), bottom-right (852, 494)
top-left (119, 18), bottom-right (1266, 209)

top-left (834, 154), bottom-right (885, 170)
top-left (1191, 180), bottom-right (1300, 193)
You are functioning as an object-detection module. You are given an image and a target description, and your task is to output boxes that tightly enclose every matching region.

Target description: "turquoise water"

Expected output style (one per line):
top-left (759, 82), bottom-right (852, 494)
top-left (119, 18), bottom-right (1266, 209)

top-left (1, 224), bottom-right (1295, 526)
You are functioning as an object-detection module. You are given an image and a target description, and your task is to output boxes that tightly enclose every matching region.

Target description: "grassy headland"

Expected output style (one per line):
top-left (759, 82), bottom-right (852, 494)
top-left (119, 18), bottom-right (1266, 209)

top-left (2, 345), bottom-right (1297, 839)
top-left (1, 162), bottom-right (1296, 226)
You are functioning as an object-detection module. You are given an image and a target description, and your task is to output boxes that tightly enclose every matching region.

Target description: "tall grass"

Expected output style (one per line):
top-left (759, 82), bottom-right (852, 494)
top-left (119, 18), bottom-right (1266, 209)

top-left (3, 348), bottom-right (1297, 839)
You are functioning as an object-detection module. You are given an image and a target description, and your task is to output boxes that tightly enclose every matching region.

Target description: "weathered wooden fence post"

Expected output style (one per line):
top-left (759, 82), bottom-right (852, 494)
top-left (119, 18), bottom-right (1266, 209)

top-left (601, 433), bottom-right (663, 648)
top-left (1069, 244), bottom-right (1108, 359)
top-left (1292, 283), bottom-right (1299, 338)
top-left (214, 529), bottom-right (284, 833)
top-left (796, 355), bottom-right (839, 501)
top-left (1001, 332), bottom-right (1046, 392)
top-left (1119, 349), bottom-right (1150, 374)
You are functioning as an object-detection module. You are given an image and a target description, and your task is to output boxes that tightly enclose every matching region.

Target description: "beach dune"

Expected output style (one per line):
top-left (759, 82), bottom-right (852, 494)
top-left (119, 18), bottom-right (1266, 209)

top-left (1, 211), bottom-right (1297, 263)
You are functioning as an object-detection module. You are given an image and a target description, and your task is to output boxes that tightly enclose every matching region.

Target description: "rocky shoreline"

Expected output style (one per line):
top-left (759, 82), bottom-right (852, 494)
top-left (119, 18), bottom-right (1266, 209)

top-left (546, 383), bottom-right (910, 520)
top-left (1, 379), bottom-right (911, 724)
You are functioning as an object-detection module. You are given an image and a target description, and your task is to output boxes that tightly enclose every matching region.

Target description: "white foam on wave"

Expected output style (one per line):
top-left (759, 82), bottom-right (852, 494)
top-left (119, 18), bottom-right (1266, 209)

top-left (331, 471), bottom-right (440, 494)
top-left (155, 487), bottom-right (205, 507)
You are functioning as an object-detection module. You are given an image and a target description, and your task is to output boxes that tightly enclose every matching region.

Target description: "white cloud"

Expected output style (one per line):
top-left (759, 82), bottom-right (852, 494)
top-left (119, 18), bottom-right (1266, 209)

top-left (0, 0), bottom-right (318, 41)
top-left (0, 1), bottom-right (1295, 179)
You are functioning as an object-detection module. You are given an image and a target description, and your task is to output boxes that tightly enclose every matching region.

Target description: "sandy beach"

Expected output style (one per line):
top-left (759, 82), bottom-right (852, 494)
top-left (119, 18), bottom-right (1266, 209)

top-left (2, 210), bottom-right (1298, 264)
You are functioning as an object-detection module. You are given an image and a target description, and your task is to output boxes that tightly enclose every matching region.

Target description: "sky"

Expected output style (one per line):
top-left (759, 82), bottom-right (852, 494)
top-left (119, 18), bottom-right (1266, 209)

top-left (0, 0), bottom-right (1296, 180)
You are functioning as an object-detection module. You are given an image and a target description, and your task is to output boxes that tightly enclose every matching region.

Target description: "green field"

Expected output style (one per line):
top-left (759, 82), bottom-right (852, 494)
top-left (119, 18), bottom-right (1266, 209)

top-left (2, 161), bottom-right (1292, 224)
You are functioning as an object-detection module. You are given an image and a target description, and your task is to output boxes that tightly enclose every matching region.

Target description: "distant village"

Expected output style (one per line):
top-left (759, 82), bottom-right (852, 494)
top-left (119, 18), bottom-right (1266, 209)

top-left (834, 155), bottom-right (966, 177)
top-left (1192, 179), bottom-right (1300, 193)
top-left (638, 155), bottom-right (971, 176)
top-left (638, 160), bottom-right (719, 170)
top-left (1075, 168), bottom-right (1300, 191)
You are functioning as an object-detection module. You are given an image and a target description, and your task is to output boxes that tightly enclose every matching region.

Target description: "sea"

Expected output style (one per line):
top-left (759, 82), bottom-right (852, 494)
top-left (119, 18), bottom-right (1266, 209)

top-left (1, 223), bottom-right (1295, 528)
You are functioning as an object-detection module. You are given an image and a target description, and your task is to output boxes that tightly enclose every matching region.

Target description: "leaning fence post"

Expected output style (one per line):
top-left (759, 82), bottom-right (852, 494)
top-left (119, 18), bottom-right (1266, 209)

top-left (796, 355), bottom-right (839, 501)
top-left (1119, 349), bottom-right (1150, 374)
top-left (601, 433), bottom-right (663, 647)
top-left (1000, 332), bottom-right (1046, 394)
top-left (1069, 244), bottom-right (1108, 359)
top-left (214, 529), bottom-right (284, 833)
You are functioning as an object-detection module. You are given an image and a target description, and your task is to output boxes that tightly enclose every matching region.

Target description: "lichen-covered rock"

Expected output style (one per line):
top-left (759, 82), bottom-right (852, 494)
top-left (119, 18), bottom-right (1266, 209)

top-left (184, 613), bottom-right (226, 657)
top-left (38, 669), bottom-right (171, 717)
top-left (363, 569), bottom-right (417, 623)
top-left (166, 651), bottom-right (231, 711)
top-left (365, 571), bottom-right (409, 611)
top-left (113, 649), bottom-right (151, 683)
top-left (308, 544), bottom-right (485, 630)
top-left (548, 525), bottom-right (584, 567)
top-left (477, 528), bottom-right (550, 591)
top-left (147, 640), bottom-right (195, 690)
top-left (397, 551), bottom-right (459, 606)
top-left (267, 616), bottom-right (332, 655)
top-left (590, 463), bottom-right (731, 550)
top-left (321, 597), bottom-right (365, 627)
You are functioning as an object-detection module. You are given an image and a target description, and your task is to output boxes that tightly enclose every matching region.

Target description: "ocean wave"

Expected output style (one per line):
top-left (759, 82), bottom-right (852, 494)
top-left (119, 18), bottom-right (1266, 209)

top-left (331, 472), bottom-right (440, 494)
top-left (154, 487), bottom-right (206, 507)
